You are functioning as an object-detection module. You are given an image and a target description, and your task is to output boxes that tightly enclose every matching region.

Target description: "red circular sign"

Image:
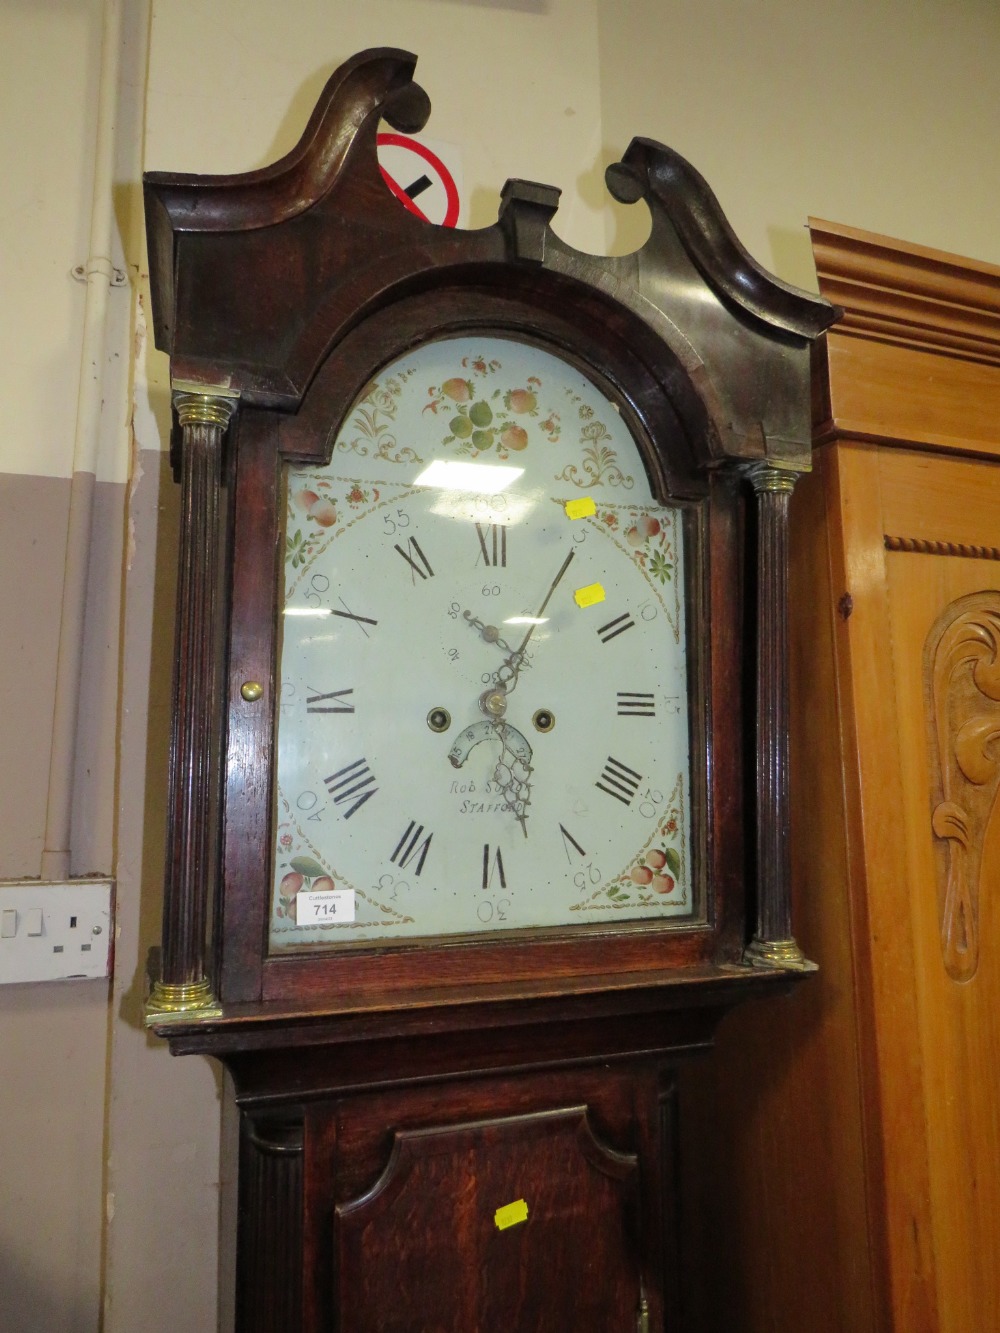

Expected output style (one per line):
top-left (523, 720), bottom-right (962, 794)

top-left (377, 133), bottom-right (461, 229)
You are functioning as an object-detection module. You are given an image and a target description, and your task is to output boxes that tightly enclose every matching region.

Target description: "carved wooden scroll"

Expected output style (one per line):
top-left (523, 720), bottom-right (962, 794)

top-left (925, 592), bottom-right (1000, 981)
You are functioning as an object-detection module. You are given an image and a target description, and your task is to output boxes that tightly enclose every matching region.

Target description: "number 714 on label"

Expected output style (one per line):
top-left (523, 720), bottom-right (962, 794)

top-left (296, 888), bottom-right (356, 925)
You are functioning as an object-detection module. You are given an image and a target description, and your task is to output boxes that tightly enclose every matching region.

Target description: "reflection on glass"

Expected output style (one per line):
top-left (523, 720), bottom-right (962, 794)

top-left (413, 459), bottom-right (524, 494)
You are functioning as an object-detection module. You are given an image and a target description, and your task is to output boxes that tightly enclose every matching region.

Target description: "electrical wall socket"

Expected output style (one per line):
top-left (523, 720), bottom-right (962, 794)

top-left (0, 880), bottom-right (113, 984)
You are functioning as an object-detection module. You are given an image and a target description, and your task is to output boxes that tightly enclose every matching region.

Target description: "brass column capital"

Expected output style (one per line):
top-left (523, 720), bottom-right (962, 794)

top-left (173, 386), bottom-right (240, 431)
top-left (744, 460), bottom-right (801, 495)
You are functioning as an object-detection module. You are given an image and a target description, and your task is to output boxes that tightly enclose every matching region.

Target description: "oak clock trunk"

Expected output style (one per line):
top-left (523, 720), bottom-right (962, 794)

top-left (142, 49), bottom-right (836, 1330)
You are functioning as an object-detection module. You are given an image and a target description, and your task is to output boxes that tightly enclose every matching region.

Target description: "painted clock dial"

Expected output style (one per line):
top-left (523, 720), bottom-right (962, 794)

top-left (269, 337), bottom-right (693, 949)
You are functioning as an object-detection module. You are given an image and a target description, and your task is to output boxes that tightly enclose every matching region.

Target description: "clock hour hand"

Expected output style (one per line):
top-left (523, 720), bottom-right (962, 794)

top-left (491, 717), bottom-right (533, 837)
top-left (462, 610), bottom-right (516, 656)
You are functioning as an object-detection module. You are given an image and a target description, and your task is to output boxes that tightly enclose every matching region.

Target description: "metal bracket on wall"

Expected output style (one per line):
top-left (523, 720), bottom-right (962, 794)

top-left (71, 259), bottom-right (127, 287)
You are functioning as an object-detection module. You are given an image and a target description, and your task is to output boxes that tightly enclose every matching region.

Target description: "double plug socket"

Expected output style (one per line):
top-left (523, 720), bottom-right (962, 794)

top-left (0, 880), bottom-right (113, 984)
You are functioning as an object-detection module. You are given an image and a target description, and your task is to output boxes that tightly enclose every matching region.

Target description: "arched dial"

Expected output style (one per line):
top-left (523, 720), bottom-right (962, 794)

top-left (270, 337), bottom-right (691, 947)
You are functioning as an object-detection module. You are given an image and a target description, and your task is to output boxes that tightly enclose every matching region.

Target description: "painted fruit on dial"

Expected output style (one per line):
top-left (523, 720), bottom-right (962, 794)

top-left (441, 377), bottom-right (471, 402)
top-left (506, 388), bottom-right (537, 413)
top-left (501, 425), bottom-right (528, 451)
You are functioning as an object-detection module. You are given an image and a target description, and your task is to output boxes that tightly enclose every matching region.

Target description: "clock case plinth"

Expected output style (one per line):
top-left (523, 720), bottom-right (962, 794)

top-left (143, 48), bottom-right (837, 1331)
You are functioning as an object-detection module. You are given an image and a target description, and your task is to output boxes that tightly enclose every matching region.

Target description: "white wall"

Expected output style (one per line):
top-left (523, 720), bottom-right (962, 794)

top-left (0, 5), bottom-right (110, 1330)
top-left (597, 0), bottom-right (1000, 288)
top-left (0, 3), bottom-right (101, 479)
top-left (142, 0), bottom-right (608, 247)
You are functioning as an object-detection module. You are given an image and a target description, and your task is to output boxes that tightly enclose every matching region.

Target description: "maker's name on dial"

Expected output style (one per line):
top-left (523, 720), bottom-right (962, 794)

top-left (450, 777), bottom-right (515, 816)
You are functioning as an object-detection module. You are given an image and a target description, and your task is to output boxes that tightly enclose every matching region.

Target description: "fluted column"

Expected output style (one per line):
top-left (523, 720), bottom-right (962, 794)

top-left (146, 389), bottom-right (238, 1020)
top-left (743, 462), bottom-right (814, 971)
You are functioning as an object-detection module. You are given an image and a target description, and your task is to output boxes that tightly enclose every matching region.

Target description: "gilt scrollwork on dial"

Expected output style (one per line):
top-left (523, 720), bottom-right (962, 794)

top-left (925, 591), bottom-right (1000, 982)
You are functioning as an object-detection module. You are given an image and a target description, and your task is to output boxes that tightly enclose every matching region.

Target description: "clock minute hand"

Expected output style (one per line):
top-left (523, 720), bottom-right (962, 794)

top-left (496, 548), bottom-right (575, 694)
top-left (487, 547), bottom-right (575, 836)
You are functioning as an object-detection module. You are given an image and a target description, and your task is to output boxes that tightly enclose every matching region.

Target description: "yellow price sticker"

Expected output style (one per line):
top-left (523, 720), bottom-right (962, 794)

top-left (494, 1199), bottom-right (529, 1231)
top-left (564, 496), bottom-right (597, 520)
top-left (573, 582), bottom-right (606, 609)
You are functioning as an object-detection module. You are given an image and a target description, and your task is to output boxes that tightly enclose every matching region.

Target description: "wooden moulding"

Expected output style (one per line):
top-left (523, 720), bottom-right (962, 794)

top-left (810, 217), bottom-right (1000, 458)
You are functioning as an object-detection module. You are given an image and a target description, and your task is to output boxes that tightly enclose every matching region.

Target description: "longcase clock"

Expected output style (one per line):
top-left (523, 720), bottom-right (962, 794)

top-left (142, 48), bottom-right (837, 1331)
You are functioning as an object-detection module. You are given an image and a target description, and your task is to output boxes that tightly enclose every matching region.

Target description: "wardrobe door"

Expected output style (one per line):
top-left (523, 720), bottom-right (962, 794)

top-left (864, 442), bottom-right (1000, 1333)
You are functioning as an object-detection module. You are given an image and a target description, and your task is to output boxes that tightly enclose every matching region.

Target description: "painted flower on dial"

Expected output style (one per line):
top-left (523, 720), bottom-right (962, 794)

top-left (621, 510), bottom-right (674, 585)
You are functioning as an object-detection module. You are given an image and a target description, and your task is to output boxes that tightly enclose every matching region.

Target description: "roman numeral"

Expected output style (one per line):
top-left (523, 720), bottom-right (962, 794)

top-left (332, 598), bottom-right (377, 635)
top-left (482, 843), bottom-right (507, 890)
top-left (475, 523), bottom-right (507, 567)
top-left (597, 612), bottom-right (635, 644)
top-left (324, 758), bottom-right (378, 819)
top-left (559, 824), bottom-right (586, 862)
top-left (390, 820), bottom-right (433, 875)
top-left (617, 691), bottom-right (655, 717)
top-left (306, 687), bottom-right (355, 714)
top-left (395, 537), bottom-right (435, 582)
top-left (595, 757), bottom-right (642, 807)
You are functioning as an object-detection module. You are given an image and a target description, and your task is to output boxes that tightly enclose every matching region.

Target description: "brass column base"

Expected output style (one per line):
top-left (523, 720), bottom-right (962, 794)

top-left (144, 978), bottom-right (222, 1026)
top-left (743, 936), bottom-right (818, 973)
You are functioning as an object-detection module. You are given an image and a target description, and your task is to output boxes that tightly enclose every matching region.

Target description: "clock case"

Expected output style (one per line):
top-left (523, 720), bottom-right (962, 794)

top-left (145, 48), bottom-right (835, 1023)
top-left (142, 47), bottom-right (836, 1329)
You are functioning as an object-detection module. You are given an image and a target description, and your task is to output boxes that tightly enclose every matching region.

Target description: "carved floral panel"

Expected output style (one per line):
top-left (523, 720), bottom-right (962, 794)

top-left (925, 591), bottom-right (1000, 982)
